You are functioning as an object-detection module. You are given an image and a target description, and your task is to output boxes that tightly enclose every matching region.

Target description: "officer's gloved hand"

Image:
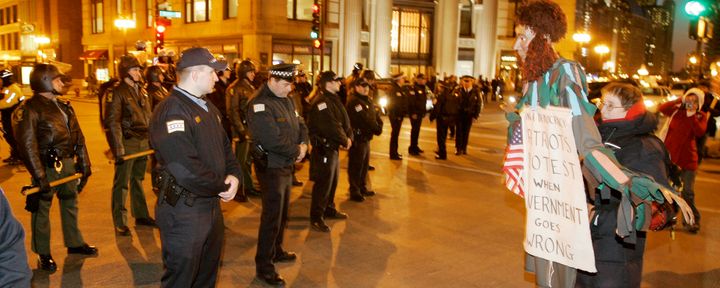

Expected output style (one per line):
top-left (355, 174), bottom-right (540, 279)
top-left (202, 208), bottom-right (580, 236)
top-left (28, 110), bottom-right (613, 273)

top-left (114, 155), bottom-right (125, 166)
top-left (25, 193), bottom-right (41, 212)
top-left (38, 178), bottom-right (52, 193)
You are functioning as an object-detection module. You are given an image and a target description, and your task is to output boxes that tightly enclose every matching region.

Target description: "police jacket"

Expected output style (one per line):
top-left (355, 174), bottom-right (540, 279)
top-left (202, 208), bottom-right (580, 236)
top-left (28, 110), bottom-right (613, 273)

top-left (226, 78), bottom-right (255, 138)
top-left (308, 90), bottom-right (353, 150)
top-left (387, 82), bottom-right (408, 118)
top-left (147, 83), bottom-right (168, 110)
top-left (346, 92), bottom-right (382, 142)
top-left (12, 94), bottom-right (91, 184)
top-left (149, 87), bottom-right (241, 197)
top-left (408, 83), bottom-right (431, 116)
top-left (208, 78), bottom-right (232, 136)
top-left (103, 79), bottom-right (152, 157)
top-left (246, 84), bottom-right (309, 168)
top-left (430, 86), bottom-right (461, 121)
top-left (454, 86), bottom-right (482, 118)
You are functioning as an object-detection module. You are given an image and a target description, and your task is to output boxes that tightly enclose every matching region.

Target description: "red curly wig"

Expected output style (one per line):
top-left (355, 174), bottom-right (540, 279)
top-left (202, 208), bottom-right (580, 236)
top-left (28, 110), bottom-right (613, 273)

top-left (516, 0), bottom-right (567, 82)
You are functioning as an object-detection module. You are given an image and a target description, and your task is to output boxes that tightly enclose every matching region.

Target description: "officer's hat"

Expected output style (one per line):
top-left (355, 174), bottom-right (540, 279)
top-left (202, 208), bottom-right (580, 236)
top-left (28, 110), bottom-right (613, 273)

top-left (416, 73), bottom-right (426, 80)
top-left (460, 75), bottom-right (475, 80)
top-left (177, 47), bottom-right (228, 71)
top-left (391, 72), bottom-right (405, 81)
top-left (268, 63), bottom-right (297, 82)
top-left (352, 77), bottom-right (370, 88)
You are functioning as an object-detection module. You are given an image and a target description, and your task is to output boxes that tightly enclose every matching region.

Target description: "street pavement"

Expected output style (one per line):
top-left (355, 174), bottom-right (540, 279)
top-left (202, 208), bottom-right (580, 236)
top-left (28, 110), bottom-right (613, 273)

top-left (1, 96), bottom-right (719, 287)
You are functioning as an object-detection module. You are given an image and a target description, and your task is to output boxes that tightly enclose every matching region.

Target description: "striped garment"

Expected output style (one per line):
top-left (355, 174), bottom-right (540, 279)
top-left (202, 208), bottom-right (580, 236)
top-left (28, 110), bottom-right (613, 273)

top-left (503, 120), bottom-right (524, 197)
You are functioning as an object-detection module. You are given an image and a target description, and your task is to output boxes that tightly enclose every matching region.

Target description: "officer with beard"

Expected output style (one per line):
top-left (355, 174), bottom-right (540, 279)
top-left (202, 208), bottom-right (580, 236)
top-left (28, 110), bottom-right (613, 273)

top-left (13, 64), bottom-right (97, 272)
top-left (227, 60), bottom-right (262, 198)
top-left (246, 63), bottom-right (308, 286)
top-left (104, 55), bottom-right (156, 236)
top-left (308, 71), bottom-right (352, 231)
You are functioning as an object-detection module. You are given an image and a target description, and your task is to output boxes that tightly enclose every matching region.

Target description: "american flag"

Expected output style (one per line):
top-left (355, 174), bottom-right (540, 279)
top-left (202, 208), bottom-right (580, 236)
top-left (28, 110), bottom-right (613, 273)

top-left (503, 120), bottom-right (524, 197)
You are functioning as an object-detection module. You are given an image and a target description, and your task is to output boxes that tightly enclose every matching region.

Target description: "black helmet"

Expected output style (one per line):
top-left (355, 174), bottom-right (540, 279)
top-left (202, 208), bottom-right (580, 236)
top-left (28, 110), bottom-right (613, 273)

top-left (30, 64), bottom-right (64, 94)
top-left (0, 69), bottom-right (13, 87)
top-left (118, 55), bottom-right (142, 79)
top-left (236, 60), bottom-right (256, 80)
top-left (145, 65), bottom-right (164, 83)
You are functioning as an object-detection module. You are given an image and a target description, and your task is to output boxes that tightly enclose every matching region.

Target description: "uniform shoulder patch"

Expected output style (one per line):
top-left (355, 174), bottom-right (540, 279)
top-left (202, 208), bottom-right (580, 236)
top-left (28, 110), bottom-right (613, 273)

top-left (355, 104), bottom-right (363, 112)
top-left (317, 102), bottom-right (327, 111)
top-left (166, 120), bottom-right (185, 133)
top-left (253, 103), bottom-right (265, 112)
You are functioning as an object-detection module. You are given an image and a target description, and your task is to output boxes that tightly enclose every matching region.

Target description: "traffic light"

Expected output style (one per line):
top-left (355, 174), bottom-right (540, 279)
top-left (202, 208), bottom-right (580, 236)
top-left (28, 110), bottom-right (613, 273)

top-left (313, 39), bottom-right (322, 49)
top-left (689, 17), bottom-right (714, 40)
top-left (155, 18), bottom-right (170, 53)
top-left (685, 0), bottom-right (706, 17)
top-left (311, 1), bottom-right (320, 39)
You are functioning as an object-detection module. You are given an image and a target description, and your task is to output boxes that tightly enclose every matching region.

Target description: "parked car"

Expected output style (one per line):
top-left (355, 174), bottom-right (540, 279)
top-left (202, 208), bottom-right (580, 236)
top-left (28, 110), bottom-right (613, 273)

top-left (640, 86), bottom-right (675, 113)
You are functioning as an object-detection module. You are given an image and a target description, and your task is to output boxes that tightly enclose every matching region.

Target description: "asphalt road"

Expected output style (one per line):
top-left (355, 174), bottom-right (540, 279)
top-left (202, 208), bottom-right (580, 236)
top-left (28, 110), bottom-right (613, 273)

top-left (0, 98), bottom-right (718, 287)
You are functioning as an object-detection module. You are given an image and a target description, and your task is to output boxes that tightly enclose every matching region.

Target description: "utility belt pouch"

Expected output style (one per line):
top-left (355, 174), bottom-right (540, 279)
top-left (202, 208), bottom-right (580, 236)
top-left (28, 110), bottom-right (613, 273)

top-left (156, 169), bottom-right (180, 207)
top-left (250, 142), bottom-right (269, 170)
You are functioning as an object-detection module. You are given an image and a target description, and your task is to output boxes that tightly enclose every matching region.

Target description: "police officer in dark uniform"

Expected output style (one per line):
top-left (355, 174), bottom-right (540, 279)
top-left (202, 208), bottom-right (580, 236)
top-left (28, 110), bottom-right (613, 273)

top-left (13, 63), bottom-right (98, 272)
top-left (227, 60), bottom-right (262, 197)
top-left (308, 71), bottom-right (352, 231)
top-left (430, 77), bottom-right (461, 160)
top-left (149, 48), bottom-right (241, 287)
top-left (454, 75), bottom-right (483, 155)
top-left (104, 55), bottom-right (156, 236)
top-left (207, 67), bottom-right (232, 137)
top-left (346, 78), bottom-right (382, 202)
top-left (407, 73), bottom-right (432, 155)
top-left (145, 65), bottom-right (169, 110)
top-left (388, 72), bottom-right (408, 160)
top-left (246, 63), bottom-right (308, 286)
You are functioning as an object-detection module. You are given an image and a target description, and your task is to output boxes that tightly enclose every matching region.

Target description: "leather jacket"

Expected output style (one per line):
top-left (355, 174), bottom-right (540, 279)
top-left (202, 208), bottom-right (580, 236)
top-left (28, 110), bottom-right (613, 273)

top-left (226, 78), bottom-right (256, 139)
top-left (103, 79), bottom-right (152, 157)
top-left (12, 94), bottom-right (91, 184)
top-left (147, 83), bottom-right (169, 110)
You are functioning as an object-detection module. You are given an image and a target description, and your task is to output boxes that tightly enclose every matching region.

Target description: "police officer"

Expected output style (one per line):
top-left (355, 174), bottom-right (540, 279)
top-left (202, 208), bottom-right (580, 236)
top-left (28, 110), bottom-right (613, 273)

top-left (149, 47), bottom-right (241, 287)
top-left (0, 69), bottom-right (23, 164)
top-left (430, 77), bottom-right (461, 160)
top-left (346, 78), bottom-right (382, 202)
top-left (104, 55), bottom-right (156, 236)
top-left (145, 65), bottom-right (169, 110)
top-left (388, 72), bottom-right (409, 160)
top-left (227, 60), bottom-right (262, 197)
top-left (208, 67), bottom-right (232, 137)
top-left (454, 75), bottom-right (483, 155)
top-left (407, 73), bottom-right (433, 155)
top-left (13, 63), bottom-right (98, 272)
top-left (246, 63), bottom-right (308, 286)
top-left (308, 71), bottom-right (352, 231)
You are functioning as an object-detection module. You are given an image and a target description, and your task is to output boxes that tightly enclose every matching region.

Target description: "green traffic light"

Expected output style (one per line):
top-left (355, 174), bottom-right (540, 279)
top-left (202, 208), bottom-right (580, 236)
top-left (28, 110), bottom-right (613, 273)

top-left (685, 0), bottom-right (706, 16)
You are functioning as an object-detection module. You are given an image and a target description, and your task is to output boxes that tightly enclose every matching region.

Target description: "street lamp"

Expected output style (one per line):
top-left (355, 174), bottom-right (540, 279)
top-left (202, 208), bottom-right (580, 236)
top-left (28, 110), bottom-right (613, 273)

top-left (114, 18), bottom-right (136, 54)
top-left (689, 55), bottom-right (698, 65)
top-left (594, 45), bottom-right (610, 73)
top-left (572, 32), bottom-right (591, 68)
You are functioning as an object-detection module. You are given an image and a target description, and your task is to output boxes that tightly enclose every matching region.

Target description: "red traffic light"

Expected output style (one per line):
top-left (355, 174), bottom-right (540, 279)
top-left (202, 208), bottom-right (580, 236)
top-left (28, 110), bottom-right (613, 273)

top-left (312, 4), bottom-right (320, 14)
top-left (156, 25), bottom-right (166, 33)
top-left (313, 39), bottom-right (321, 49)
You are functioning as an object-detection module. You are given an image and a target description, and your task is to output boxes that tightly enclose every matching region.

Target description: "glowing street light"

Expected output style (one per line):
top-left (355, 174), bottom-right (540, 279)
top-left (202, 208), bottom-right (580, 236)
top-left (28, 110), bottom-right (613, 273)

top-left (114, 18), bottom-right (136, 54)
top-left (594, 45), bottom-right (609, 55)
top-left (689, 55), bottom-right (698, 65)
top-left (572, 32), bottom-right (591, 44)
top-left (637, 65), bottom-right (649, 76)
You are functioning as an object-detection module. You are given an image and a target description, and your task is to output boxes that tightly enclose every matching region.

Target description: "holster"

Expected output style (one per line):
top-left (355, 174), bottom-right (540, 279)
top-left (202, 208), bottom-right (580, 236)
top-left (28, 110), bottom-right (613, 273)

top-left (249, 142), bottom-right (269, 171)
top-left (156, 169), bottom-right (181, 207)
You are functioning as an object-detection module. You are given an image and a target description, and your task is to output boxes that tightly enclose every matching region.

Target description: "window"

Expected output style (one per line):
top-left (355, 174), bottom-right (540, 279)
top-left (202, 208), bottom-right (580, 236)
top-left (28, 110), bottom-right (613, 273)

top-left (391, 9), bottom-right (431, 58)
top-left (287, 0), bottom-right (313, 21)
top-left (91, 0), bottom-right (104, 33)
top-left (186, 0), bottom-right (210, 23)
top-left (459, 3), bottom-right (473, 37)
top-left (0, 9), bottom-right (4, 25)
top-left (225, 0), bottom-right (237, 18)
top-left (326, 0), bottom-right (339, 24)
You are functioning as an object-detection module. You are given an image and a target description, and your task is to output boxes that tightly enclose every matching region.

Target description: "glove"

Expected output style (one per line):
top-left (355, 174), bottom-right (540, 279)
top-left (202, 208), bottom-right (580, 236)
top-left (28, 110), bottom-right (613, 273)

top-left (114, 155), bottom-right (125, 165)
top-left (25, 193), bottom-right (41, 212)
top-left (38, 178), bottom-right (51, 193)
top-left (629, 176), bottom-right (665, 203)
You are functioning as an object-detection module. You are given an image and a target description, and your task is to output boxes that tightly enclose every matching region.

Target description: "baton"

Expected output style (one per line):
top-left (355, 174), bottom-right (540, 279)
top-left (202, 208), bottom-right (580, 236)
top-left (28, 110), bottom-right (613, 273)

top-left (108, 149), bottom-right (155, 164)
top-left (21, 173), bottom-right (83, 196)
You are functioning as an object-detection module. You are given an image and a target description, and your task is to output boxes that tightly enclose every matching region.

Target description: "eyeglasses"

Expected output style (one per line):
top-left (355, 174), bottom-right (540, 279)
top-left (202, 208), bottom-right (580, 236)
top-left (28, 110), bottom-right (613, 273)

top-left (359, 83), bottom-right (369, 88)
top-left (597, 99), bottom-right (621, 110)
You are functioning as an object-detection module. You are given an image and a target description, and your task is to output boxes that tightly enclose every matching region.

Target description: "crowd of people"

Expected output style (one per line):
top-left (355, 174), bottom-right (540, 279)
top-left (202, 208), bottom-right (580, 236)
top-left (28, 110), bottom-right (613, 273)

top-left (0, 1), bottom-right (715, 287)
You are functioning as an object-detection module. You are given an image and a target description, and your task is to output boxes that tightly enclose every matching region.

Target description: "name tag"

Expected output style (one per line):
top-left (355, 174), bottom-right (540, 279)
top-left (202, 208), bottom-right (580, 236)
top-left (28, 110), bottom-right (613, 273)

top-left (166, 120), bottom-right (185, 133)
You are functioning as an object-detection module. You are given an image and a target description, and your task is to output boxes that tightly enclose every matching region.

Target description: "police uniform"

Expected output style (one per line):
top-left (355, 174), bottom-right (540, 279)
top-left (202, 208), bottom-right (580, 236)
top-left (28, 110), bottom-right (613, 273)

top-left (454, 78), bottom-right (483, 155)
top-left (226, 60), bottom-right (259, 196)
top-left (13, 64), bottom-right (97, 272)
top-left (346, 80), bottom-right (382, 201)
top-left (308, 71), bottom-right (353, 228)
top-left (388, 74), bottom-right (409, 159)
top-left (104, 55), bottom-right (155, 234)
top-left (149, 48), bottom-right (241, 287)
top-left (246, 64), bottom-right (308, 285)
top-left (407, 77), bottom-right (432, 155)
top-left (0, 70), bottom-right (24, 163)
top-left (430, 82), bottom-right (461, 159)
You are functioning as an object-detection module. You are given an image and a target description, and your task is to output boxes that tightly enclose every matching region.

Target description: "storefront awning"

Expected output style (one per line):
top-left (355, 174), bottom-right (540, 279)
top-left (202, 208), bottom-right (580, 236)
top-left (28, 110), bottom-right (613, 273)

top-left (79, 50), bottom-right (108, 60)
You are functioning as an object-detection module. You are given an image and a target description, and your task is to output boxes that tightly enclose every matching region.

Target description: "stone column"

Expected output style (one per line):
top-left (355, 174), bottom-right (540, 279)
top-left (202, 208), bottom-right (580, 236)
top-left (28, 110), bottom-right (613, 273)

top-left (475, 0), bottom-right (498, 78)
top-left (372, 0), bottom-right (392, 77)
top-left (343, 0), bottom-right (362, 76)
top-left (434, 0), bottom-right (459, 77)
